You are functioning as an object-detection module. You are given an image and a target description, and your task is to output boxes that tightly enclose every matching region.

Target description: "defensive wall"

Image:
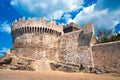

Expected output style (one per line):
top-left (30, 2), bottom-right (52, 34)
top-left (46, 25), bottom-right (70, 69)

top-left (92, 41), bottom-right (120, 73)
top-left (58, 23), bottom-right (95, 68)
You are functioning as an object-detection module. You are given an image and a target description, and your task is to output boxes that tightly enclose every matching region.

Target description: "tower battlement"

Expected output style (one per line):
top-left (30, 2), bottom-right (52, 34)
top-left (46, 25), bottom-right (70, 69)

top-left (12, 17), bottom-right (63, 35)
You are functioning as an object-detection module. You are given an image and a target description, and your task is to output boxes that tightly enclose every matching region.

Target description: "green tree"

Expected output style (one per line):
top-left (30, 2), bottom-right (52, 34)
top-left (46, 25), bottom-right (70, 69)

top-left (96, 28), bottom-right (113, 43)
top-left (96, 28), bottom-right (120, 43)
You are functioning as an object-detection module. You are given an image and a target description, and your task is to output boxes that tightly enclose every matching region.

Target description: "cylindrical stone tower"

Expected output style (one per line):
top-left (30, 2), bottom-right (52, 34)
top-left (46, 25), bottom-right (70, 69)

top-left (11, 17), bottom-right (63, 62)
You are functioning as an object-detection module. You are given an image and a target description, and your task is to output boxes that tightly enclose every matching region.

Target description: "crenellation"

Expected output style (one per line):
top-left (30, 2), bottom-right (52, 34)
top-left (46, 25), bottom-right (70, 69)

top-left (12, 17), bottom-right (63, 34)
top-left (19, 17), bottom-right (25, 22)
top-left (49, 19), bottom-right (53, 28)
top-left (41, 18), bottom-right (46, 23)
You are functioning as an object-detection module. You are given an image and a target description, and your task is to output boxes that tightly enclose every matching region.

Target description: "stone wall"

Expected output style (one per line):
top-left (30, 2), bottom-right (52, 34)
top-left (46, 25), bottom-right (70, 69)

top-left (58, 30), bottom-right (94, 68)
top-left (12, 33), bottom-right (58, 47)
top-left (92, 41), bottom-right (120, 73)
top-left (12, 33), bottom-right (60, 62)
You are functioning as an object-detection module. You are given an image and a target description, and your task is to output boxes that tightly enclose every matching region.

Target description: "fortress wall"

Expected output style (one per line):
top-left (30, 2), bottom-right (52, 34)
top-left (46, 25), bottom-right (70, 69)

top-left (92, 41), bottom-right (120, 73)
top-left (11, 26), bottom-right (61, 43)
top-left (12, 33), bottom-right (60, 61)
top-left (11, 47), bottom-right (59, 61)
top-left (59, 30), bottom-right (94, 67)
top-left (12, 33), bottom-right (58, 48)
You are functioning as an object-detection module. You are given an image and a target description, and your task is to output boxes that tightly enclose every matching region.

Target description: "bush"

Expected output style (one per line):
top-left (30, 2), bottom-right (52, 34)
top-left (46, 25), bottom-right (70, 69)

top-left (79, 64), bottom-right (85, 71)
top-left (4, 58), bottom-right (12, 64)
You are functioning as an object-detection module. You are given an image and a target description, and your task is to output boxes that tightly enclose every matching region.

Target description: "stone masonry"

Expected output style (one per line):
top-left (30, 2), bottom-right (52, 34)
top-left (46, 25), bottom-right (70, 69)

top-left (10, 17), bottom-right (64, 70)
top-left (0, 17), bottom-right (119, 73)
top-left (92, 41), bottom-right (120, 73)
top-left (10, 17), bottom-right (96, 71)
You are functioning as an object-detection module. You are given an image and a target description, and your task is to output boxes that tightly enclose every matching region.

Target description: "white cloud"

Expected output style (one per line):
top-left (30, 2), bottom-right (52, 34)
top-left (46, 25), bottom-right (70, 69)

top-left (119, 31), bottom-right (120, 33)
top-left (0, 47), bottom-right (10, 57)
top-left (10, 0), bottom-right (83, 19)
top-left (83, 4), bottom-right (94, 13)
top-left (51, 10), bottom-right (63, 19)
top-left (0, 47), bottom-right (9, 53)
top-left (0, 21), bottom-right (11, 33)
top-left (63, 13), bottom-right (72, 21)
top-left (10, 0), bottom-right (120, 33)
top-left (67, 18), bottom-right (76, 23)
top-left (94, 0), bottom-right (120, 11)
top-left (68, 3), bottom-right (120, 32)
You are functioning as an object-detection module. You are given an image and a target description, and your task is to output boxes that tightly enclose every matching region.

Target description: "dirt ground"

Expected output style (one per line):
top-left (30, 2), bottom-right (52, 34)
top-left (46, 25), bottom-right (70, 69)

top-left (0, 69), bottom-right (120, 80)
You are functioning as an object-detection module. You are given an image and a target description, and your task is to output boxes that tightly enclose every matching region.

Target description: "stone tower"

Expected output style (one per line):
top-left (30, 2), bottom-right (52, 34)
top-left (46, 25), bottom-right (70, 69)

top-left (11, 17), bottom-right (63, 62)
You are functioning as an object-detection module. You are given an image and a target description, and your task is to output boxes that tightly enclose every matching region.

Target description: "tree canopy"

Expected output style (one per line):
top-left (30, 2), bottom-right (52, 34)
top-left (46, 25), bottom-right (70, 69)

top-left (96, 28), bottom-right (120, 43)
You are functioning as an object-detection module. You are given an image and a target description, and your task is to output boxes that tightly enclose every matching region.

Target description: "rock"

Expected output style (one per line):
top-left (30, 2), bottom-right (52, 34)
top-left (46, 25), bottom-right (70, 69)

top-left (90, 68), bottom-right (107, 74)
top-left (27, 65), bottom-right (36, 71)
top-left (10, 56), bottom-right (18, 65)
top-left (10, 65), bottom-right (18, 70)
top-left (32, 59), bottom-right (51, 70)
top-left (0, 50), bottom-right (13, 65)
top-left (10, 64), bottom-right (35, 71)
top-left (50, 62), bottom-right (81, 72)
top-left (62, 66), bottom-right (71, 72)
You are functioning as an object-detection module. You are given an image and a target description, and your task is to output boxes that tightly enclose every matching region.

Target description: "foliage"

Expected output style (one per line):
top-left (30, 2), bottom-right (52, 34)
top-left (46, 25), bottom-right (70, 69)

top-left (4, 58), bottom-right (12, 64)
top-left (79, 64), bottom-right (85, 71)
top-left (96, 28), bottom-right (120, 43)
top-left (110, 33), bottom-right (120, 42)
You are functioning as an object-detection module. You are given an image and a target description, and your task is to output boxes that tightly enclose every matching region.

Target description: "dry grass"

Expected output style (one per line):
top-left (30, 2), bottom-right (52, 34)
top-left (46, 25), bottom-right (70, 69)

top-left (0, 69), bottom-right (120, 80)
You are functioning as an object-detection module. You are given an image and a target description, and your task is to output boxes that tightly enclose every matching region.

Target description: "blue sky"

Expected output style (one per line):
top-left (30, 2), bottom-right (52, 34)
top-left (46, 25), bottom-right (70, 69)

top-left (0, 0), bottom-right (120, 56)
